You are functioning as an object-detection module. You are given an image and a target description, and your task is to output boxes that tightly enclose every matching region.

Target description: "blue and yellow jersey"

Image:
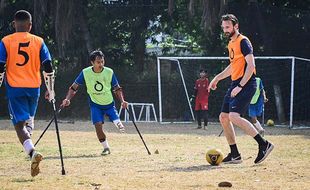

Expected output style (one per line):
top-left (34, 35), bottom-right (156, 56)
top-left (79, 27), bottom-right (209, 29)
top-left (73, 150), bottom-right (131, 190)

top-left (0, 32), bottom-right (51, 97)
top-left (228, 34), bottom-right (256, 81)
top-left (74, 66), bottom-right (119, 107)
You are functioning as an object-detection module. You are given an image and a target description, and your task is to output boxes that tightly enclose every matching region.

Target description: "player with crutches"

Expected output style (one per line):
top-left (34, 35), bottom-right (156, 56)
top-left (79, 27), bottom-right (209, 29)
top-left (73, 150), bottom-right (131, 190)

top-left (60, 50), bottom-right (128, 156)
top-left (0, 10), bottom-right (56, 177)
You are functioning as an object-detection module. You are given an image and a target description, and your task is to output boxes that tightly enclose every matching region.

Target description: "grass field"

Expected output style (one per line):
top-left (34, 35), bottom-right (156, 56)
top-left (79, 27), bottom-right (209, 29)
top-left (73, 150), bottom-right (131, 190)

top-left (0, 120), bottom-right (309, 190)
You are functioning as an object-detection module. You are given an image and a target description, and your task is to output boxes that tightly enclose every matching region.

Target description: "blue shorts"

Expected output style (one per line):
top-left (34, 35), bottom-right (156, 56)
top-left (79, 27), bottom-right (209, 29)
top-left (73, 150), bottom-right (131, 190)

top-left (90, 104), bottom-right (120, 125)
top-left (221, 77), bottom-right (256, 114)
top-left (248, 102), bottom-right (264, 117)
top-left (8, 96), bottom-right (39, 126)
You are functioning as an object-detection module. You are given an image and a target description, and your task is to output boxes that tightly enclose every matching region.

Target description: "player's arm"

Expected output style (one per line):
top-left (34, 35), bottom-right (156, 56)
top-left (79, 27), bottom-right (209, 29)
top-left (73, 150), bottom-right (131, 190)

top-left (215, 65), bottom-right (232, 81)
top-left (111, 73), bottom-right (128, 109)
top-left (0, 41), bottom-right (7, 87)
top-left (191, 82), bottom-right (198, 102)
top-left (60, 72), bottom-right (84, 108)
top-left (41, 42), bottom-right (55, 102)
top-left (262, 89), bottom-right (268, 102)
top-left (43, 61), bottom-right (55, 101)
top-left (0, 64), bottom-right (4, 87)
top-left (208, 65), bottom-right (231, 91)
top-left (239, 53), bottom-right (255, 87)
top-left (60, 83), bottom-right (79, 108)
top-left (238, 39), bottom-right (255, 87)
top-left (113, 85), bottom-right (128, 109)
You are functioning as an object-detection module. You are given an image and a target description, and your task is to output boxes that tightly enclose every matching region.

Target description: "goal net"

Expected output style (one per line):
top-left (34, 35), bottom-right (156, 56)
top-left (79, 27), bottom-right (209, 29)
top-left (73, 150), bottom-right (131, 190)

top-left (157, 56), bottom-right (310, 129)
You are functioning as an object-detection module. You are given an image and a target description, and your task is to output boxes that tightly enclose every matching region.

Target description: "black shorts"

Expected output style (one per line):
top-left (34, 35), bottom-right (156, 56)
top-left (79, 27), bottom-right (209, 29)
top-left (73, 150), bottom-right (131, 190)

top-left (221, 77), bottom-right (256, 114)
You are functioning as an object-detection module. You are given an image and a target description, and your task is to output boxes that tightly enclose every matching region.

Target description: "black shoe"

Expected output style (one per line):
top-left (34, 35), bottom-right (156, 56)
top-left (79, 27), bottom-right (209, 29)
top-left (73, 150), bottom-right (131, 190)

top-left (255, 141), bottom-right (274, 164)
top-left (101, 148), bottom-right (111, 156)
top-left (222, 153), bottom-right (242, 164)
top-left (197, 126), bottom-right (202, 129)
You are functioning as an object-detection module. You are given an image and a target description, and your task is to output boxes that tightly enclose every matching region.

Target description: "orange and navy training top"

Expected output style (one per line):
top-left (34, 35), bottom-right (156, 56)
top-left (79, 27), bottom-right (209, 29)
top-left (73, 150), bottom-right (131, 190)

top-left (0, 32), bottom-right (51, 88)
top-left (228, 34), bottom-right (256, 81)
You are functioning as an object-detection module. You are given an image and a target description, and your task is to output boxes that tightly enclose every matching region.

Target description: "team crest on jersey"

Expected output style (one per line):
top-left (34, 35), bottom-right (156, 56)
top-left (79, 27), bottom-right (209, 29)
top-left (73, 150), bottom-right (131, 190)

top-left (94, 81), bottom-right (103, 92)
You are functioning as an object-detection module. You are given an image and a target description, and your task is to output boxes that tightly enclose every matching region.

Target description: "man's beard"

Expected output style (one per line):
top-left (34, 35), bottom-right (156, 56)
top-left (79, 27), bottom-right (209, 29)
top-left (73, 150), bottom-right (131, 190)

top-left (225, 29), bottom-right (236, 38)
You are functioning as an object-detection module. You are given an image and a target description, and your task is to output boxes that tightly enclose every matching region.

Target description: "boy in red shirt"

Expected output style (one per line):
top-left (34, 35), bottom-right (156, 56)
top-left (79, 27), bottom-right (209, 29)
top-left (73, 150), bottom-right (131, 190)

top-left (194, 69), bottom-right (209, 129)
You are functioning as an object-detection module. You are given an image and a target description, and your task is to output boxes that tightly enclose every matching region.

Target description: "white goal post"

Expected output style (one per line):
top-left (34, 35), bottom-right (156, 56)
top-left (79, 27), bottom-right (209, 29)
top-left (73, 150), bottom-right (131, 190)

top-left (157, 56), bottom-right (310, 128)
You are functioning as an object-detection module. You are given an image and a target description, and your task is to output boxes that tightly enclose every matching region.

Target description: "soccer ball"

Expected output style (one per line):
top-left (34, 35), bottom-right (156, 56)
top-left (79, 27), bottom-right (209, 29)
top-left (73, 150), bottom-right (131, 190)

top-left (266, 119), bottom-right (275, 126)
top-left (206, 148), bottom-right (224, 166)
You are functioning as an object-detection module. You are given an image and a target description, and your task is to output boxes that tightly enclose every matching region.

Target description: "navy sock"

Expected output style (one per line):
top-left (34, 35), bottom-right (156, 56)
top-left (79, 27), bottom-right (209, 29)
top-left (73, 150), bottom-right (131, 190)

top-left (229, 144), bottom-right (240, 157)
top-left (254, 134), bottom-right (266, 146)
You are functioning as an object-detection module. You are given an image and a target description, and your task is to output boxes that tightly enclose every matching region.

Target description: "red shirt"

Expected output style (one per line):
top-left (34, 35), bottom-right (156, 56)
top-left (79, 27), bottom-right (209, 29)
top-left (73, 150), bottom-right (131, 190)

top-left (195, 78), bottom-right (209, 101)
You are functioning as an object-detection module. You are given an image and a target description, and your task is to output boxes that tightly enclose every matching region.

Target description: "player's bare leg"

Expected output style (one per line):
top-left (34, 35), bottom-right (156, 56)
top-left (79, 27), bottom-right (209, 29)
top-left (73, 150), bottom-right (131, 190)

top-left (15, 121), bottom-right (42, 177)
top-left (229, 112), bottom-right (274, 164)
top-left (25, 116), bottom-right (34, 136)
top-left (94, 122), bottom-right (110, 155)
top-left (251, 117), bottom-right (265, 136)
top-left (229, 112), bottom-right (258, 136)
top-left (219, 112), bottom-right (242, 164)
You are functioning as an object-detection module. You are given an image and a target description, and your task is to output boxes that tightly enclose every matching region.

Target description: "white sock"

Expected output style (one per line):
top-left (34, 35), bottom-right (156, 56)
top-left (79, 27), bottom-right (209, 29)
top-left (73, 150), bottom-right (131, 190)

top-left (26, 116), bottom-right (34, 135)
top-left (101, 140), bottom-right (109, 149)
top-left (254, 121), bottom-right (264, 131)
top-left (23, 139), bottom-right (35, 156)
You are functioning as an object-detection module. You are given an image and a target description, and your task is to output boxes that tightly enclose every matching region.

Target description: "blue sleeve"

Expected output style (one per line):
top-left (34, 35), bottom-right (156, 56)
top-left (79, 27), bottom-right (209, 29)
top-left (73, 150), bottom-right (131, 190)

top-left (241, 39), bottom-right (253, 57)
top-left (74, 71), bottom-right (85, 85)
top-left (111, 73), bottom-right (119, 87)
top-left (40, 42), bottom-right (52, 64)
top-left (0, 41), bottom-right (7, 64)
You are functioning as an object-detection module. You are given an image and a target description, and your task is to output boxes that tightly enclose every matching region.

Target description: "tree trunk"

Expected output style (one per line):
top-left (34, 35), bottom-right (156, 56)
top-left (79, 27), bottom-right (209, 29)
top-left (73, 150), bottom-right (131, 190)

top-left (201, 0), bottom-right (227, 34)
top-left (0, 0), bottom-right (7, 14)
top-left (168, 0), bottom-right (174, 16)
top-left (33, 0), bottom-right (48, 35)
top-left (188, 0), bottom-right (195, 16)
top-left (55, 0), bottom-right (75, 58)
top-left (77, 1), bottom-right (93, 57)
top-left (131, 15), bottom-right (147, 73)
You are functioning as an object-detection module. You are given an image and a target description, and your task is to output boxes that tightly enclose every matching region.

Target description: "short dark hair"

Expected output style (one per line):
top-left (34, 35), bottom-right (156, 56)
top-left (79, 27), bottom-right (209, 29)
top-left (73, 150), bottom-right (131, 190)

top-left (200, 69), bottom-right (207, 73)
top-left (221, 14), bottom-right (238, 26)
top-left (14, 10), bottom-right (32, 22)
top-left (89, 50), bottom-right (104, 62)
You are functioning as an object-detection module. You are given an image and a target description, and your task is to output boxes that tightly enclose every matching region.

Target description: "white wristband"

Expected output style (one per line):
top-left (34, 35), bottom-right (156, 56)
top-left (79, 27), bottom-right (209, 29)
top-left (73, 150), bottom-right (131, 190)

top-left (0, 72), bottom-right (4, 87)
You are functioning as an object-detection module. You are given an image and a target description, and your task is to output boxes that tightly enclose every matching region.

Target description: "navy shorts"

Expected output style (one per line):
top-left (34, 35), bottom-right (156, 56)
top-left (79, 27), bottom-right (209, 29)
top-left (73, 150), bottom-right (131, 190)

top-left (221, 77), bottom-right (256, 114)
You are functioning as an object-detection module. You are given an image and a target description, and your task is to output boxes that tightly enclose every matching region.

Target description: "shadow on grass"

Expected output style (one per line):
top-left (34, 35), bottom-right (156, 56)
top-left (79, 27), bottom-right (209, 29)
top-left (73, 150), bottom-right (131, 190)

top-left (165, 165), bottom-right (221, 172)
top-left (44, 154), bottom-right (101, 160)
top-left (165, 162), bottom-right (260, 172)
top-left (11, 178), bottom-right (34, 183)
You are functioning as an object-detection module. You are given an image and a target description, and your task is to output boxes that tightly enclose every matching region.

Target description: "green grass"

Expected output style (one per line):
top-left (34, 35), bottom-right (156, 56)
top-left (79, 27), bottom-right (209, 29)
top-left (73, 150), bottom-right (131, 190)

top-left (0, 121), bottom-right (309, 190)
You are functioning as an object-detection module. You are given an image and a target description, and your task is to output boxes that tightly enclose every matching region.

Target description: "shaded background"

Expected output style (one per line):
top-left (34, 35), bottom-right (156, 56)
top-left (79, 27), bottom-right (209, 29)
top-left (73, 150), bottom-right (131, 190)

top-left (0, 0), bottom-right (309, 123)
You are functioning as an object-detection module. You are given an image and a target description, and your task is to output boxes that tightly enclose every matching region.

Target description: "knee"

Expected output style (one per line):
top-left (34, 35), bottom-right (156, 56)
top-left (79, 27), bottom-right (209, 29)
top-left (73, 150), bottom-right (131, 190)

top-left (250, 117), bottom-right (257, 123)
top-left (219, 113), bottom-right (229, 123)
top-left (228, 113), bottom-right (239, 123)
top-left (94, 122), bottom-right (103, 129)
